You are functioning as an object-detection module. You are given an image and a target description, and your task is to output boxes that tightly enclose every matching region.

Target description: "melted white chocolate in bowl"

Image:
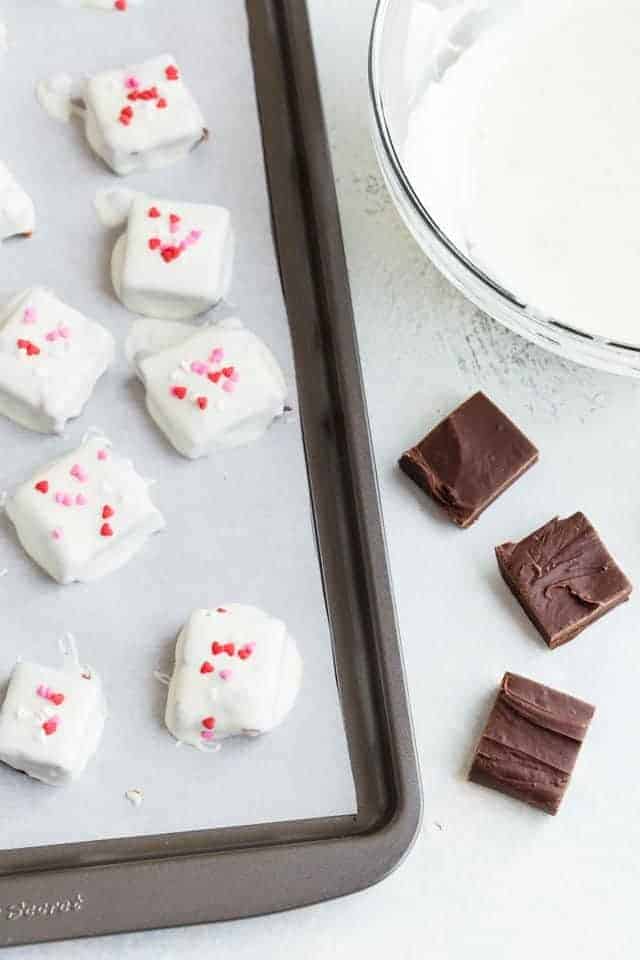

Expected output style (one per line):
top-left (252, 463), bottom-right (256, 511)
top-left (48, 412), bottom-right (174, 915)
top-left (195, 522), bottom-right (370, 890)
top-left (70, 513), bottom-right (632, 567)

top-left (403, 0), bottom-right (640, 345)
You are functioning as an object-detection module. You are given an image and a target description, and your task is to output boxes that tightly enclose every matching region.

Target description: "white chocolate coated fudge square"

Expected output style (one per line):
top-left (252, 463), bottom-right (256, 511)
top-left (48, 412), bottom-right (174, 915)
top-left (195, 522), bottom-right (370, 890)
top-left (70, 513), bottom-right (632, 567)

top-left (165, 605), bottom-right (302, 747)
top-left (0, 661), bottom-right (106, 786)
top-left (84, 54), bottom-right (206, 175)
top-left (0, 162), bottom-right (35, 240)
top-left (112, 194), bottom-right (234, 320)
top-left (131, 317), bottom-right (286, 458)
top-left (0, 288), bottom-right (114, 434)
top-left (6, 434), bottom-right (165, 584)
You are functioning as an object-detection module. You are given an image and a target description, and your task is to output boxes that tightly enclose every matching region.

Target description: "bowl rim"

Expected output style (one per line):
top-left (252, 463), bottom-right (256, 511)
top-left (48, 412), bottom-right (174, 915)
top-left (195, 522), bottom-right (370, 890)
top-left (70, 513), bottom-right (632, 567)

top-left (367, 0), bottom-right (640, 373)
top-left (367, 0), bottom-right (525, 309)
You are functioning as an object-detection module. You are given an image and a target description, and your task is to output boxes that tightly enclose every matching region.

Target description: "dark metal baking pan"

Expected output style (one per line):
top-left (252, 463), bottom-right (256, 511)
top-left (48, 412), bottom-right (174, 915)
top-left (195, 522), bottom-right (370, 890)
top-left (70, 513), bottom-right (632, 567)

top-left (0, 0), bottom-right (421, 946)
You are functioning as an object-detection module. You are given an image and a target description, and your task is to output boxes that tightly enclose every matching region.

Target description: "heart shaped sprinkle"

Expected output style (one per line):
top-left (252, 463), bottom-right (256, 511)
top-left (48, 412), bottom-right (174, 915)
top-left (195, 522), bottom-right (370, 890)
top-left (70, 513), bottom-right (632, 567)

top-left (216, 607), bottom-right (228, 613)
top-left (22, 307), bottom-right (37, 324)
top-left (102, 505), bottom-right (115, 519)
top-left (202, 716), bottom-right (216, 730)
top-left (201, 730), bottom-right (214, 741)
top-left (100, 523), bottom-right (114, 538)
top-left (222, 367), bottom-right (235, 379)
top-left (148, 207), bottom-right (161, 218)
top-left (197, 397), bottom-right (208, 411)
top-left (212, 642), bottom-right (224, 656)
top-left (219, 669), bottom-right (232, 681)
top-left (157, 98), bottom-right (168, 109)
top-left (35, 481), bottom-right (49, 494)
top-left (97, 449), bottom-right (108, 461)
top-left (148, 237), bottom-right (161, 250)
top-left (114, 0), bottom-right (127, 10)
top-left (50, 693), bottom-right (65, 707)
top-left (43, 719), bottom-right (59, 736)
top-left (210, 348), bottom-right (224, 364)
top-left (200, 661), bottom-right (214, 675)
top-left (224, 643), bottom-right (235, 657)
top-left (222, 381), bottom-right (235, 394)
top-left (208, 371), bottom-right (222, 384)
top-left (76, 494), bottom-right (88, 507)
top-left (165, 65), bottom-right (180, 81)
top-left (238, 649), bottom-right (250, 660)
top-left (51, 528), bottom-right (63, 541)
top-left (171, 385), bottom-right (187, 400)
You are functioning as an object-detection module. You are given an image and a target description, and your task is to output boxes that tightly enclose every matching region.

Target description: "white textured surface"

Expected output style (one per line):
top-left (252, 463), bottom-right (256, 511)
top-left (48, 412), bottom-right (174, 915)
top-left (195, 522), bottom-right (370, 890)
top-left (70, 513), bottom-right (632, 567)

top-left (13, 0), bottom-right (640, 956)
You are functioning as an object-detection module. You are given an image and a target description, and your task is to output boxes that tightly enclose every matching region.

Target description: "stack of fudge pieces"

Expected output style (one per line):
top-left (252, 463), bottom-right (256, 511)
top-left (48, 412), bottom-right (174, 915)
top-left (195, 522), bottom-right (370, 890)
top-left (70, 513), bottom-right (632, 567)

top-left (400, 391), bottom-right (632, 814)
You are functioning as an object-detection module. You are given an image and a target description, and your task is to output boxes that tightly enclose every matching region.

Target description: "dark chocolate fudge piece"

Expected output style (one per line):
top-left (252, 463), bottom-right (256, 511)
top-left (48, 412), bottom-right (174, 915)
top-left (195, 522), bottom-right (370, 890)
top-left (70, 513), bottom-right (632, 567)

top-left (469, 672), bottom-right (595, 815)
top-left (496, 512), bottom-right (632, 648)
top-left (399, 392), bottom-right (538, 528)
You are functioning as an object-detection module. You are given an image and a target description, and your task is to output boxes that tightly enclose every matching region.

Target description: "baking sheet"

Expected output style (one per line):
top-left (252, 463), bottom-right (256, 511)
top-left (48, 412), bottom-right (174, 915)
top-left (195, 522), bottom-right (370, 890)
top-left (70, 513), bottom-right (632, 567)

top-left (0, 0), bottom-right (357, 850)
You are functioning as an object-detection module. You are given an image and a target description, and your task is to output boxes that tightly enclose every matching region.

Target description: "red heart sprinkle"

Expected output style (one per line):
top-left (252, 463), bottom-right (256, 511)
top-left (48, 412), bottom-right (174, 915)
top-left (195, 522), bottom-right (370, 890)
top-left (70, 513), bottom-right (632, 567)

top-left (50, 693), bottom-right (64, 706)
top-left (165, 65), bottom-right (180, 81)
top-left (121, 106), bottom-right (133, 118)
top-left (100, 523), bottom-right (114, 538)
top-left (114, 0), bottom-right (127, 10)
top-left (161, 245), bottom-right (180, 262)
top-left (238, 650), bottom-right (250, 660)
top-left (43, 720), bottom-right (58, 736)
top-left (217, 607), bottom-right (228, 613)
top-left (200, 661), bottom-right (214, 674)
top-left (149, 86), bottom-right (159, 98)
top-left (35, 481), bottom-right (49, 494)
top-left (208, 371), bottom-right (222, 384)
top-left (127, 91), bottom-right (139, 101)
top-left (27, 343), bottom-right (40, 356)
top-left (169, 213), bottom-right (181, 224)
top-left (157, 98), bottom-right (168, 109)
top-left (224, 643), bottom-right (235, 657)
top-left (148, 237), bottom-right (161, 250)
top-left (202, 717), bottom-right (216, 730)
top-left (102, 505), bottom-right (114, 519)
top-left (222, 367), bottom-right (235, 378)
top-left (148, 207), bottom-right (161, 218)
top-left (197, 397), bottom-right (208, 410)
top-left (212, 642), bottom-right (223, 655)
top-left (17, 339), bottom-right (29, 349)
top-left (171, 386), bottom-right (187, 400)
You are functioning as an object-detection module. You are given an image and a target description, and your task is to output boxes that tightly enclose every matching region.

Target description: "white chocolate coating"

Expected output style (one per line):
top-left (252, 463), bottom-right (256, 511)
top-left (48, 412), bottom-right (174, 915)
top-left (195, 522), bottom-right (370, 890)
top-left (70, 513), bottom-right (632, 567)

top-left (6, 434), bottom-right (165, 584)
top-left (0, 661), bottom-right (106, 786)
top-left (0, 288), bottom-right (115, 434)
top-left (111, 193), bottom-right (234, 319)
top-left (165, 605), bottom-right (303, 747)
top-left (84, 54), bottom-right (206, 175)
top-left (0, 162), bottom-right (35, 241)
top-left (128, 316), bottom-right (287, 458)
top-left (60, 0), bottom-right (144, 10)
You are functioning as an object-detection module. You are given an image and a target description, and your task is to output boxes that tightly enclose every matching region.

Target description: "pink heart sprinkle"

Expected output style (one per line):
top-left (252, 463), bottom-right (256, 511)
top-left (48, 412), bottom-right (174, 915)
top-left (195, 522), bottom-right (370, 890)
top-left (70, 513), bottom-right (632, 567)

top-left (76, 494), bottom-right (88, 506)
top-left (210, 348), bottom-right (224, 364)
top-left (125, 75), bottom-right (139, 90)
top-left (190, 361), bottom-right (208, 376)
top-left (219, 669), bottom-right (233, 681)
top-left (51, 528), bottom-right (63, 541)
top-left (70, 465), bottom-right (88, 483)
top-left (230, 371), bottom-right (240, 383)
top-left (201, 730), bottom-right (215, 741)
top-left (222, 381), bottom-right (235, 394)
top-left (23, 307), bottom-right (37, 325)
top-left (179, 240), bottom-right (188, 251)
top-left (37, 684), bottom-right (50, 699)
top-left (58, 326), bottom-right (71, 339)
top-left (169, 221), bottom-right (180, 235)
top-left (189, 229), bottom-right (202, 242)
top-left (246, 642), bottom-right (256, 653)
top-left (55, 492), bottom-right (65, 504)
top-left (97, 449), bottom-right (108, 461)
top-left (45, 330), bottom-right (58, 342)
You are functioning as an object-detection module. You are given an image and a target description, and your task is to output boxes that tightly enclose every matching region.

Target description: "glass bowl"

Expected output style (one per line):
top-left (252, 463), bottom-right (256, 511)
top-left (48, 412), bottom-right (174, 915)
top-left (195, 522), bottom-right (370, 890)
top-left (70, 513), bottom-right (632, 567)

top-left (368, 0), bottom-right (640, 378)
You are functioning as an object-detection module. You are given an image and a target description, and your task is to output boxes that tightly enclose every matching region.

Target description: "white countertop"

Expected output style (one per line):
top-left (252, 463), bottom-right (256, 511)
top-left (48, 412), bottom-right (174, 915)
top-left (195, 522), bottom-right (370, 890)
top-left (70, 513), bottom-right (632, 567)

top-left (12, 0), bottom-right (640, 956)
